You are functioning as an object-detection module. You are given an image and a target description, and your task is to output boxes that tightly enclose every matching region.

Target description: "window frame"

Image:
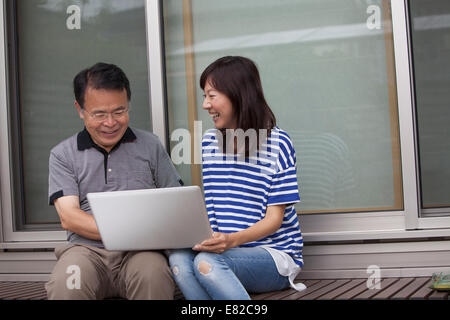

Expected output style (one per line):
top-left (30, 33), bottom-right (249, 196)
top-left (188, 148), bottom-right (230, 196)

top-left (406, 0), bottom-right (450, 221)
top-left (401, 0), bottom-right (450, 230)
top-left (4, 0), bottom-right (64, 232)
top-left (0, 0), bottom-right (165, 242)
top-left (1, 0), bottom-right (450, 245)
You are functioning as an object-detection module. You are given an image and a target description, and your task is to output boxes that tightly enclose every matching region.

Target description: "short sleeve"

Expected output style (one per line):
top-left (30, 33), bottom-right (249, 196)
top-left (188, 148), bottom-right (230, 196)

top-left (48, 148), bottom-right (79, 205)
top-left (267, 133), bottom-right (301, 206)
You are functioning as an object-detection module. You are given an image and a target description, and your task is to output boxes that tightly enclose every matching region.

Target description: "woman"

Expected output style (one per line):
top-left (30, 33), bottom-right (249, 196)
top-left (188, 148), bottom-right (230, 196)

top-left (169, 56), bottom-right (304, 300)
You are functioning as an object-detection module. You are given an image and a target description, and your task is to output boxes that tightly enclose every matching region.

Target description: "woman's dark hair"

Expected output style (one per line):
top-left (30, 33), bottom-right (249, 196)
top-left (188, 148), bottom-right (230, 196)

top-left (200, 56), bottom-right (276, 133)
top-left (73, 62), bottom-right (131, 109)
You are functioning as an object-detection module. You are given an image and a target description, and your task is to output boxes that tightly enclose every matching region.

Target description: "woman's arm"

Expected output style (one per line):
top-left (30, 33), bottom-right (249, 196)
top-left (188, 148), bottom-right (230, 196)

top-left (193, 204), bottom-right (286, 253)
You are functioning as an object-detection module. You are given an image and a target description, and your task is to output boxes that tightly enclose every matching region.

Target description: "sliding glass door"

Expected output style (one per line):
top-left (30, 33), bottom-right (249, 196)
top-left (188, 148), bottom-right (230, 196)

top-left (409, 0), bottom-right (450, 218)
top-left (163, 0), bottom-right (403, 215)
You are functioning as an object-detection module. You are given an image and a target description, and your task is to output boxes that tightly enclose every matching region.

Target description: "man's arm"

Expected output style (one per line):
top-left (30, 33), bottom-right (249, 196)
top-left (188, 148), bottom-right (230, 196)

top-left (54, 196), bottom-right (101, 241)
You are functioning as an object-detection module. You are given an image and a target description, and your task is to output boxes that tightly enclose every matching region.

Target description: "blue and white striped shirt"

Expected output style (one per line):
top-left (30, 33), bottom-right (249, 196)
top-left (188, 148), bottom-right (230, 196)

top-left (202, 127), bottom-right (303, 267)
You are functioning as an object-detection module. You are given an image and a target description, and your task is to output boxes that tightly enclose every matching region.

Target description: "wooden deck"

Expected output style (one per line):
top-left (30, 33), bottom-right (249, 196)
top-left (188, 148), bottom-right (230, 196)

top-left (0, 277), bottom-right (447, 300)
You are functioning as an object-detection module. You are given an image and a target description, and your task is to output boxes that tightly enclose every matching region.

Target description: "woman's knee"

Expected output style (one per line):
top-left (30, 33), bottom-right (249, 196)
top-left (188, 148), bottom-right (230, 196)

top-left (193, 252), bottom-right (222, 277)
top-left (168, 249), bottom-right (196, 278)
top-left (197, 260), bottom-right (212, 275)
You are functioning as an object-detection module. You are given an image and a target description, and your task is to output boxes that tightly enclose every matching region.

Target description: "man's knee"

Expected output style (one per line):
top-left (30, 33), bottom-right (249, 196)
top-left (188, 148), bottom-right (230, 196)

top-left (123, 251), bottom-right (174, 299)
top-left (46, 246), bottom-right (106, 300)
top-left (126, 251), bottom-right (170, 278)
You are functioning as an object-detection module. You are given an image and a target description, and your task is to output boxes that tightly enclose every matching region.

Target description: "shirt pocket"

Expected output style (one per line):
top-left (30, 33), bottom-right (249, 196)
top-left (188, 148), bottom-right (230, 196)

top-left (127, 171), bottom-right (156, 190)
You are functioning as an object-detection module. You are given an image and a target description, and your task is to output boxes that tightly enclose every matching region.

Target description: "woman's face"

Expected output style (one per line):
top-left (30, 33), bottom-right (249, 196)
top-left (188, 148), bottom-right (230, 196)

top-left (202, 81), bottom-right (237, 130)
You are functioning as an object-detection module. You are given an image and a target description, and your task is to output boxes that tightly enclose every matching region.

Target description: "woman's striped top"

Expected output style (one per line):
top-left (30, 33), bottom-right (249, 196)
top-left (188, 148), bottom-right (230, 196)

top-left (202, 126), bottom-right (303, 267)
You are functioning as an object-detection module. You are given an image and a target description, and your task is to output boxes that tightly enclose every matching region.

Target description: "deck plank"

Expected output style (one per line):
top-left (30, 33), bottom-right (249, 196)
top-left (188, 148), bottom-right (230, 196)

top-left (391, 277), bottom-right (431, 300)
top-left (409, 279), bottom-right (435, 300)
top-left (318, 279), bottom-right (366, 300)
top-left (335, 278), bottom-right (395, 300)
top-left (428, 289), bottom-right (449, 300)
top-left (333, 281), bottom-right (373, 300)
top-left (5, 286), bottom-right (47, 300)
top-left (300, 279), bottom-right (352, 300)
top-left (0, 282), bottom-right (40, 299)
top-left (1, 282), bottom-right (46, 300)
top-left (251, 280), bottom-right (318, 300)
top-left (352, 278), bottom-right (400, 300)
top-left (0, 282), bottom-right (22, 295)
top-left (265, 280), bottom-right (317, 300)
top-left (264, 288), bottom-right (296, 300)
top-left (251, 288), bottom-right (288, 300)
top-left (0, 277), bottom-right (442, 300)
top-left (285, 279), bottom-right (336, 300)
top-left (371, 278), bottom-right (416, 300)
top-left (2, 285), bottom-right (41, 299)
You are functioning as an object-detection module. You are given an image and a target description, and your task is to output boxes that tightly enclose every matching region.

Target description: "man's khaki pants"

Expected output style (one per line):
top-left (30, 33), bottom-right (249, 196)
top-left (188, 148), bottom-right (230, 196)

top-left (45, 244), bottom-right (174, 300)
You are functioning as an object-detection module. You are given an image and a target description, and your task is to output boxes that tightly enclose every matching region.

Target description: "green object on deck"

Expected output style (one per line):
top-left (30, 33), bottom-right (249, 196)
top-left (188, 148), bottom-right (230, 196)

top-left (430, 273), bottom-right (450, 291)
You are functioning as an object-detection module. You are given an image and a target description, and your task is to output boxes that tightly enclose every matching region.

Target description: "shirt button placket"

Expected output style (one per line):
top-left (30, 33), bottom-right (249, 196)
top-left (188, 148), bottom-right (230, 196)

top-left (108, 153), bottom-right (112, 176)
top-left (107, 154), bottom-right (112, 183)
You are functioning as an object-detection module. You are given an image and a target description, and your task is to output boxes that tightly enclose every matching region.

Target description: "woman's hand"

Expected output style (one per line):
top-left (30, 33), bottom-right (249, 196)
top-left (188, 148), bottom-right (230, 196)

top-left (192, 204), bottom-right (286, 254)
top-left (193, 232), bottom-right (236, 254)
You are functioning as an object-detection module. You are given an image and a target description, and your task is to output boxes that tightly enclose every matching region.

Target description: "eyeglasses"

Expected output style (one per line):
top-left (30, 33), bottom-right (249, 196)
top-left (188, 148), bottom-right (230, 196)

top-left (83, 106), bottom-right (130, 122)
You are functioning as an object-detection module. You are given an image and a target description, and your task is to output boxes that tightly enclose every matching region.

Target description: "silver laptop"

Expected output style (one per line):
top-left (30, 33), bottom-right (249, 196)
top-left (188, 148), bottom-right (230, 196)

top-left (87, 186), bottom-right (213, 251)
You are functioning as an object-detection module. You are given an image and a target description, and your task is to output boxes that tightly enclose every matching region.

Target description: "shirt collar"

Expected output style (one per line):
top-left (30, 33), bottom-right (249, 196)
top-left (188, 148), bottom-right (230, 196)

top-left (77, 127), bottom-right (137, 152)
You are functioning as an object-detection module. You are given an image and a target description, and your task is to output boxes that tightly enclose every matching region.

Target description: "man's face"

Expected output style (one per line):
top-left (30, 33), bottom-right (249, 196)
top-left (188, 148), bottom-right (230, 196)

top-left (75, 87), bottom-right (130, 152)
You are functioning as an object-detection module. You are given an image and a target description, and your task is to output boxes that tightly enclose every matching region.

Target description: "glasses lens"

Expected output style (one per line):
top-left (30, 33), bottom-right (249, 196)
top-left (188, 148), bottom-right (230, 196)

top-left (85, 107), bottom-right (129, 122)
top-left (93, 113), bottom-right (107, 121)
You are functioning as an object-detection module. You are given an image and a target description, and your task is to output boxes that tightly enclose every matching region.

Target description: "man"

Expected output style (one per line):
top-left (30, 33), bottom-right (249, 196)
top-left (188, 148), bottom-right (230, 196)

top-left (46, 62), bottom-right (182, 300)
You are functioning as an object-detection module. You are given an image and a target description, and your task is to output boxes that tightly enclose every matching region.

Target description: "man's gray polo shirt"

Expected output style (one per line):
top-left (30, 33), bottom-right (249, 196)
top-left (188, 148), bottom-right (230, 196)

top-left (48, 127), bottom-right (183, 248)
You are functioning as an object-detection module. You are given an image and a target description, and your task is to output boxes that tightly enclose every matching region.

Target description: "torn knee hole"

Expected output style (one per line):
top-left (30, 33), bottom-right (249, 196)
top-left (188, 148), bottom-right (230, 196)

top-left (172, 266), bottom-right (179, 276)
top-left (198, 261), bottom-right (212, 275)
